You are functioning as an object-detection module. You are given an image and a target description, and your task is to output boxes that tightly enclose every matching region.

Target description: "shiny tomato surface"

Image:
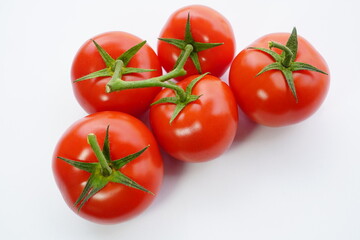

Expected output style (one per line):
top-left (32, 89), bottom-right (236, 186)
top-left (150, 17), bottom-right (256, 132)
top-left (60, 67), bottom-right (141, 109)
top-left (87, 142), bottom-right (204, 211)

top-left (157, 5), bottom-right (235, 80)
top-left (229, 32), bottom-right (330, 127)
top-left (150, 75), bottom-right (238, 162)
top-left (71, 31), bottom-right (162, 116)
top-left (53, 111), bottom-right (163, 224)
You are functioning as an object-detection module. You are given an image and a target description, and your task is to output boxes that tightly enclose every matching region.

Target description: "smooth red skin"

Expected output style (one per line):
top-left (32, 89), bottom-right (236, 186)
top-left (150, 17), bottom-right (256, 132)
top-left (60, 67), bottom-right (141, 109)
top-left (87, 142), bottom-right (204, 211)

top-left (53, 111), bottom-right (163, 224)
top-left (71, 32), bottom-right (162, 116)
top-left (150, 75), bottom-right (238, 162)
top-left (229, 33), bottom-right (330, 127)
top-left (157, 5), bottom-right (235, 80)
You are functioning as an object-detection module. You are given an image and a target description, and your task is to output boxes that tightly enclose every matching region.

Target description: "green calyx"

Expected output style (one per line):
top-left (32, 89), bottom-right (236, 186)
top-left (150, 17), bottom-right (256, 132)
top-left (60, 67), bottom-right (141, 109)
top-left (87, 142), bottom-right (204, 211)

top-left (159, 12), bottom-right (223, 74)
top-left (151, 73), bottom-right (207, 124)
top-left (249, 27), bottom-right (328, 102)
top-left (74, 40), bottom-right (155, 83)
top-left (57, 126), bottom-right (152, 211)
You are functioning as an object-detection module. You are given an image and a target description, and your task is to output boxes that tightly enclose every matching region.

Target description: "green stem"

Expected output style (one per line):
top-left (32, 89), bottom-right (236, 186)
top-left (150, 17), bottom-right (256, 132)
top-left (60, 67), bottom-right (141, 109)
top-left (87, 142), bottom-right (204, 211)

top-left (87, 134), bottom-right (112, 177)
top-left (107, 59), bottom-right (124, 86)
top-left (269, 41), bottom-right (293, 68)
top-left (105, 44), bottom-right (194, 101)
top-left (108, 75), bottom-right (188, 101)
top-left (164, 44), bottom-right (193, 81)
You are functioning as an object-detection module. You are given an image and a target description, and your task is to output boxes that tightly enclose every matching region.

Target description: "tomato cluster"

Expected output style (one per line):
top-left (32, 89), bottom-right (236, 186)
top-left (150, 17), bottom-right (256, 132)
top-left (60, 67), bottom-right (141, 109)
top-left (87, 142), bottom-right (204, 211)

top-left (53, 5), bottom-right (330, 224)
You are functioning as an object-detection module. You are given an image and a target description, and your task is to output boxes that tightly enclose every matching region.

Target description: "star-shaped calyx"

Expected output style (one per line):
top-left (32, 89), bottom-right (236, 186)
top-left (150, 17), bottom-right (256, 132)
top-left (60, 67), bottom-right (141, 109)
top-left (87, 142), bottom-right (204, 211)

top-left (249, 27), bottom-right (328, 102)
top-left (159, 13), bottom-right (223, 74)
top-left (151, 73), bottom-right (208, 124)
top-left (57, 126), bottom-right (152, 211)
top-left (74, 40), bottom-right (155, 85)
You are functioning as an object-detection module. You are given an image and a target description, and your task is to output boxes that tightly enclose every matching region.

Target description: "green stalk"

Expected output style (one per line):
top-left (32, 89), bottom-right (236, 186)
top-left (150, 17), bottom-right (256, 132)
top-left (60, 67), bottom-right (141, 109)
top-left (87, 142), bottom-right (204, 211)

top-left (269, 41), bottom-right (293, 67)
top-left (105, 44), bottom-right (194, 101)
top-left (107, 59), bottom-right (124, 87)
top-left (87, 134), bottom-right (112, 177)
top-left (108, 78), bottom-right (188, 102)
top-left (163, 44), bottom-right (193, 81)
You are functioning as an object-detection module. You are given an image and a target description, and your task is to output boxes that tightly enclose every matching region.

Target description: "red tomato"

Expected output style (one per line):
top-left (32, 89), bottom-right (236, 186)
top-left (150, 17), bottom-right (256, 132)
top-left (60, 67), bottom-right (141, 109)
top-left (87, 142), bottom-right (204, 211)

top-left (157, 5), bottom-right (235, 80)
top-left (71, 31), bottom-right (162, 116)
top-left (53, 111), bottom-right (163, 224)
top-left (149, 75), bottom-right (238, 162)
top-left (229, 32), bottom-right (330, 127)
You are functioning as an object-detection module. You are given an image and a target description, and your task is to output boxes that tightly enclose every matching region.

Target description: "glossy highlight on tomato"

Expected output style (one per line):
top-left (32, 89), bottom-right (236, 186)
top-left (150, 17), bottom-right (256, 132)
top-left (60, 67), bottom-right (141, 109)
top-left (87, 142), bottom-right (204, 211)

top-left (150, 75), bottom-right (238, 162)
top-left (157, 5), bottom-right (235, 80)
top-left (71, 31), bottom-right (162, 116)
top-left (53, 111), bottom-right (163, 224)
top-left (229, 31), bottom-right (330, 127)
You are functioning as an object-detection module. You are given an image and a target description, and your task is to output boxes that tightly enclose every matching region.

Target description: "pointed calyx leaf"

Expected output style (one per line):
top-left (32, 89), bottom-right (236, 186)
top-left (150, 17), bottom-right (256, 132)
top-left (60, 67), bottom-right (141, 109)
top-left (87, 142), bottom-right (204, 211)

top-left (170, 102), bottom-right (189, 124)
top-left (282, 27), bottom-right (298, 62)
top-left (74, 40), bottom-right (155, 84)
top-left (74, 69), bottom-right (113, 83)
top-left (152, 73), bottom-right (207, 124)
top-left (185, 73), bottom-right (205, 94)
top-left (151, 96), bottom-right (178, 106)
top-left (111, 171), bottom-right (153, 195)
top-left (57, 126), bottom-right (152, 211)
top-left (102, 125), bottom-right (111, 162)
top-left (73, 172), bottom-right (108, 211)
top-left (57, 157), bottom-right (98, 173)
top-left (158, 38), bottom-right (187, 49)
top-left (248, 47), bottom-right (282, 62)
top-left (255, 62), bottom-right (283, 77)
top-left (190, 52), bottom-right (202, 74)
top-left (159, 12), bottom-right (223, 74)
top-left (112, 146), bottom-right (149, 170)
top-left (249, 27), bottom-right (328, 102)
top-left (282, 69), bottom-right (298, 102)
top-left (117, 40), bottom-right (146, 66)
top-left (290, 62), bottom-right (328, 74)
top-left (92, 39), bottom-right (114, 67)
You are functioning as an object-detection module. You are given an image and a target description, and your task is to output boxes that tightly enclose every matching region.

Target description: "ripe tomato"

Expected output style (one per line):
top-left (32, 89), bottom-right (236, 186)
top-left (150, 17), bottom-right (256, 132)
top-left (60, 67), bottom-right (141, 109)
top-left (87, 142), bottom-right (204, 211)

top-left (157, 5), bottom-right (235, 80)
top-left (229, 31), bottom-right (330, 127)
top-left (149, 75), bottom-right (238, 162)
top-left (53, 111), bottom-right (163, 224)
top-left (71, 31), bottom-right (162, 116)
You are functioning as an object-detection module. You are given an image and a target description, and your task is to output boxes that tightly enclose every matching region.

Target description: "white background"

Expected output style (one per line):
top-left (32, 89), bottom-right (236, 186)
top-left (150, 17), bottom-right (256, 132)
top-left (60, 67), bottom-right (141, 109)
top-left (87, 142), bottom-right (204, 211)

top-left (1, 0), bottom-right (359, 239)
